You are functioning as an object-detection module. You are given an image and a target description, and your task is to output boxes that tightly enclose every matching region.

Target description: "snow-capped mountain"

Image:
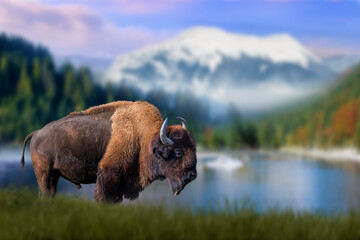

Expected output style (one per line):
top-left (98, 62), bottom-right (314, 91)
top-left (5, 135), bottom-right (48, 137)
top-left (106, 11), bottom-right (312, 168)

top-left (104, 27), bottom-right (335, 111)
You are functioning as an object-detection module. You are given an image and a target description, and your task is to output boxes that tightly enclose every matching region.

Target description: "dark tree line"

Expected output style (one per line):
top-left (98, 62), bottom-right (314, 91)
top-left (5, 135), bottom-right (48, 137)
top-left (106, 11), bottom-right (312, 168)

top-left (0, 34), bottom-right (208, 143)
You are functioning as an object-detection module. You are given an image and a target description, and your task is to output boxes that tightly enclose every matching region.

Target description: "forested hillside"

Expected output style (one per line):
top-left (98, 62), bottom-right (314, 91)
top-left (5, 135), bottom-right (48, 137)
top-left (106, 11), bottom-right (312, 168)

top-left (0, 34), bottom-right (208, 143)
top-left (201, 65), bottom-right (360, 150)
top-left (2, 33), bottom-right (359, 149)
top-left (255, 64), bottom-right (360, 149)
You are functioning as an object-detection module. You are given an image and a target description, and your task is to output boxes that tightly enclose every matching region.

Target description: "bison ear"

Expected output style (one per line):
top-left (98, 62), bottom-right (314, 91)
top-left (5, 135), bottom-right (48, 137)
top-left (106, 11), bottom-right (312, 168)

top-left (152, 146), bottom-right (162, 160)
top-left (150, 135), bottom-right (171, 160)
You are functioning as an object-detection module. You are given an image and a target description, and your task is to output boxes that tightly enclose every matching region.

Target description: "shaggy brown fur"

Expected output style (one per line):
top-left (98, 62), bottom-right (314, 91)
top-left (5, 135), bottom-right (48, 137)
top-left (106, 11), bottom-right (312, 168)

top-left (21, 101), bottom-right (197, 202)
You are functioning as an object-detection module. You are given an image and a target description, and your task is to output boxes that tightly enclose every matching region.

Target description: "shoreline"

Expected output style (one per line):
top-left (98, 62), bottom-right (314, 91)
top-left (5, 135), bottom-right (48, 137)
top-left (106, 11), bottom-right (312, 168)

top-left (2, 144), bottom-right (360, 163)
top-left (280, 147), bottom-right (360, 162)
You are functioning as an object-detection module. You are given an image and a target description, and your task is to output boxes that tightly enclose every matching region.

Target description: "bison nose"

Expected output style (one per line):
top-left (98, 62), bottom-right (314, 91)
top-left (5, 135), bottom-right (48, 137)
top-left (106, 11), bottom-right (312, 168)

top-left (189, 171), bottom-right (197, 180)
top-left (182, 171), bottom-right (197, 183)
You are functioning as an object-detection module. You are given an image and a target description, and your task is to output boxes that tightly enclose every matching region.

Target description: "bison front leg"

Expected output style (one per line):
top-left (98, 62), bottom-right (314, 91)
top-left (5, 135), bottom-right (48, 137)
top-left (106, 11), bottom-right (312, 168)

top-left (94, 169), bottom-right (122, 203)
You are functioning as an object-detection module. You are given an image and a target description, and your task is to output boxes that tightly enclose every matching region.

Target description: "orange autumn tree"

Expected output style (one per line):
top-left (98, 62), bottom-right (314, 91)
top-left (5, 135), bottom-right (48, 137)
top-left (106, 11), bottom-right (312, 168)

top-left (331, 99), bottom-right (360, 145)
top-left (293, 125), bottom-right (310, 146)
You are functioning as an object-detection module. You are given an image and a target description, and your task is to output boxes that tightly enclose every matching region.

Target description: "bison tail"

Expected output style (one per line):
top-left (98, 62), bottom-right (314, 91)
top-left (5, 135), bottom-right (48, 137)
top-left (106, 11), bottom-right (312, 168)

top-left (20, 132), bottom-right (35, 172)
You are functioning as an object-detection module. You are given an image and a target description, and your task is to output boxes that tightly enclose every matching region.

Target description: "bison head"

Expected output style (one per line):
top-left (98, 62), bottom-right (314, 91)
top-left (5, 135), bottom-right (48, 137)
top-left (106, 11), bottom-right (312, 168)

top-left (150, 117), bottom-right (197, 196)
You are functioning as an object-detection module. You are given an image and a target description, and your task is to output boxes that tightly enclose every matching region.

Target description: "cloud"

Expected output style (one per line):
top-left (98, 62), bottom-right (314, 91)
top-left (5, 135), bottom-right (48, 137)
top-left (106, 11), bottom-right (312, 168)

top-left (0, 0), bottom-right (173, 58)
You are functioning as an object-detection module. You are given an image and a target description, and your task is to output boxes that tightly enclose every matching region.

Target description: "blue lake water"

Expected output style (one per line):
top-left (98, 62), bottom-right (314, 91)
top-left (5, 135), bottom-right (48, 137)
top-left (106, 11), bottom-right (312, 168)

top-left (2, 147), bottom-right (360, 212)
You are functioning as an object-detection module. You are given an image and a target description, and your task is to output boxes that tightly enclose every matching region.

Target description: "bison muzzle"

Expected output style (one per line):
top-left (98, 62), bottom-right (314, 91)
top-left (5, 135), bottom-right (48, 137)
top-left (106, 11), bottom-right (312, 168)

top-left (20, 101), bottom-right (197, 202)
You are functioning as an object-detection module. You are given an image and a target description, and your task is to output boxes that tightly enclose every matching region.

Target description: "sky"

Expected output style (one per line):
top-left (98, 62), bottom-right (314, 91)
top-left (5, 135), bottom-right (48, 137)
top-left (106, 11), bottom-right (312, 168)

top-left (0, 0), bottom-right (359, 60)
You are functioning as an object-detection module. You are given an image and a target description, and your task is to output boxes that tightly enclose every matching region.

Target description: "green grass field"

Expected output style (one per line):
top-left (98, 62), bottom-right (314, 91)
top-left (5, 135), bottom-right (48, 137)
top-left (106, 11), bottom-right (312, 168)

top-left (1, 189), bottom-right (360, 240)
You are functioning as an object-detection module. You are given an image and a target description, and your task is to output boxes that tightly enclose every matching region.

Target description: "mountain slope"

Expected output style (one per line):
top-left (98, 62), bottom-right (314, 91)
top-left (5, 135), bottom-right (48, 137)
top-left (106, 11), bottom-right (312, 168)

top-left (323, 55), bottom-right (360, 73)
top-left (104, 27), bottom-right (335, 111)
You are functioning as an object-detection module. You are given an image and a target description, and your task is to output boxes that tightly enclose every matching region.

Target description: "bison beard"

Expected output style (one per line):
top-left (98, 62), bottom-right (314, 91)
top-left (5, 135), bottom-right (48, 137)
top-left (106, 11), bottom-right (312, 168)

top-left (20, 101), bottom-right (197, 203)
top-left (94, 169), bottom-right (143, 202)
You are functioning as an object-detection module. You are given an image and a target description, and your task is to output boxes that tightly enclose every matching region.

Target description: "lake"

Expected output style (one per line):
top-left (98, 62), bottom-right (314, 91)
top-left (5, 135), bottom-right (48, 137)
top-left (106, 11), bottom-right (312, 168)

top-left (2, 146), bottom-right (360, 212)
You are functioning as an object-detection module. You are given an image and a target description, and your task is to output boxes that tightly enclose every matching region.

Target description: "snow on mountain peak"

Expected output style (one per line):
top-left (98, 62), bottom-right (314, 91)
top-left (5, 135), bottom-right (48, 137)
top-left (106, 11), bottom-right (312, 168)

top-left (108, 27), bottom-right (318, 80)
top-left (162, 26), bottom-right (318, 70)
top-left (103, 27), bottom-right (332, 111)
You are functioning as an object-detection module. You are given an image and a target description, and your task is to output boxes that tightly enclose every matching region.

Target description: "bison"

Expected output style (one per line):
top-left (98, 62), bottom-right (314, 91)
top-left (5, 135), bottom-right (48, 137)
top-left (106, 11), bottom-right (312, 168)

top-left (20, 101), bottom-right (197, 202)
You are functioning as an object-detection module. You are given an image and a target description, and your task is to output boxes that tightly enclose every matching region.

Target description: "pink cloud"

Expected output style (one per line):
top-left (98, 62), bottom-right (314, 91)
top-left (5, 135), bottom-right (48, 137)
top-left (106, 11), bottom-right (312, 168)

top-left (0, 0), bottom-right (173, 58)
top-left (262, 0), bottom-right (323, 1)
top-left (302, 37), bottom-right (360, 58)
top-left (226, 0), bottom-right (299, 2)
top-left (108, 0), bottom-right (192, 14)
top-left (32, 0), bottom-right (193, 15)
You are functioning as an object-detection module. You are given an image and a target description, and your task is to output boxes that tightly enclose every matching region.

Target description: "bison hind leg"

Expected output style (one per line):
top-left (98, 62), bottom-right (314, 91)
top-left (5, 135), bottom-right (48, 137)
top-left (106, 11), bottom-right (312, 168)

top-left (49, 171), bottom-right (60, 197)
top-left (32, 151), bottom-right (52, 198)
top-left (32, 151), bottom-right (60, 198)
top-left (76, 184), bottom-right (82, 190)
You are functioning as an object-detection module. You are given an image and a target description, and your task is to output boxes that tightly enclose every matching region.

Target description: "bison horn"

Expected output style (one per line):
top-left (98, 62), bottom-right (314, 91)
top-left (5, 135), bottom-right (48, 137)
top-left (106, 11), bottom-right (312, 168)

top-left (177, 117), bottom-right (187, 130)
top-left (160, 118), bottom-right (174, 146)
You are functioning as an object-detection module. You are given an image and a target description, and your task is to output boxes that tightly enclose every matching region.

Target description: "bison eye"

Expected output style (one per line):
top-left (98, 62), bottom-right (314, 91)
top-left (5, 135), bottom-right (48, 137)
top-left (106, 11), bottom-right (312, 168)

top-left (174, 149), bottom-right (183, 158)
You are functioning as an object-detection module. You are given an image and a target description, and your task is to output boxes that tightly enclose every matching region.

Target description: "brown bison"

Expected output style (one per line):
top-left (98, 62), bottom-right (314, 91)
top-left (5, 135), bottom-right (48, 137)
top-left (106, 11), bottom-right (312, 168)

top-left (20, 101), bottom-right (197, 202)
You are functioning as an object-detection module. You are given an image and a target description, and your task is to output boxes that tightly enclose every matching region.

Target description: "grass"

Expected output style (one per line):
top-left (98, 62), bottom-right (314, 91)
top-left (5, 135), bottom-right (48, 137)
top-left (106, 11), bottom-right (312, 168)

top-left (1, 189), bottom-right (360, 240)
